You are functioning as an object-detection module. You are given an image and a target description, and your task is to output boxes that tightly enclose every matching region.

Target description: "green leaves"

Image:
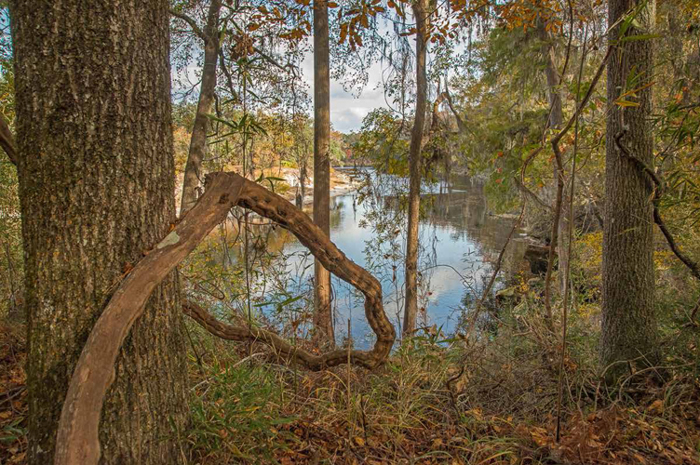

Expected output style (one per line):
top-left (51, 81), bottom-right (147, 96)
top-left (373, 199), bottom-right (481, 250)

top-left (620, 33), bottom-right (661, 43)
top-left (207, 113), bottom-right (268, 137)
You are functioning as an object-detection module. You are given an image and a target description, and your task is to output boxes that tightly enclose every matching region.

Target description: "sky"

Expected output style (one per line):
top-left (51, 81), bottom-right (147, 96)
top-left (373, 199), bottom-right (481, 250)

top-left (175, 51), bottom-right (391, 134)
top-left (299, 52), bottom-right (390, 133)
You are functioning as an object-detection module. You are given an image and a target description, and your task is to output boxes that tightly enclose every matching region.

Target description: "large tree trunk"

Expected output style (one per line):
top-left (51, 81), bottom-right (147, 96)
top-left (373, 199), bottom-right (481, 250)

top-left (403, 0), bottom-right (429, 337)
top-left (601, 0), bottom-right (659, 380)
top-left (11, 1), bottom-right (189, 463)
top-left (313, 0), bottom-right (334, 347)
top-left (179, 0), bottom-right (222, 216)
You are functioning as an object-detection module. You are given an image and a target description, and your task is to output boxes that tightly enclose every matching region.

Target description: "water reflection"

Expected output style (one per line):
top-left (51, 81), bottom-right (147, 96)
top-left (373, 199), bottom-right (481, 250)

top-left (270, 169), bottom-right (525, 349)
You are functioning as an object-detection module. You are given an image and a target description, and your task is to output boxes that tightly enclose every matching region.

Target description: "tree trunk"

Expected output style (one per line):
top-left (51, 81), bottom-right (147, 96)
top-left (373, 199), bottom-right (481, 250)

top-left (313, 0), bottom-right (334, 347)
top-left (11, 1), bottom-right (189, 463)
top-left (537, 21), bottom-right (569, 297)
top-left (403, 0), bottom-right (429, 337)
top-left (180, 0), bottom-right (222, 216)
top-left (601, 0), bottom-right (659, 380)
top-left (538, 23), bottom-right (563, 131)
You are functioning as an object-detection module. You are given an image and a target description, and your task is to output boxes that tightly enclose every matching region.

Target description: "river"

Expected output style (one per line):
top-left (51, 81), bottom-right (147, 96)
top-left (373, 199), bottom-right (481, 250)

top-left (255, 168), bottom-right (527, 349)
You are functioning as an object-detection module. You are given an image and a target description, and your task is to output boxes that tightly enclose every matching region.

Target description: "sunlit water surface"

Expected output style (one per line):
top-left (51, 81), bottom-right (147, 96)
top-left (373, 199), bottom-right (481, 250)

top-left (259, 168), bottom-right (525, 349)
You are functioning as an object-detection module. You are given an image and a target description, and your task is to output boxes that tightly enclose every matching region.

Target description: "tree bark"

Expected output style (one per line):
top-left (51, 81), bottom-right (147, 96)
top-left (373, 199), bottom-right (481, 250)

top-left (313, 0), bottom-right (334, 347)
top-left (403, 0), bottom-right (429, 337)
top-left (537, 23), bottom-right (564, 131)
top-left (601, 0), bottom-right (659, 380)
top-left (179, 0), bottom-right (222, 216)
top-left (537, 21), bottom-right (570, 297)
top-left (10, 1), bottom-right (188, 463)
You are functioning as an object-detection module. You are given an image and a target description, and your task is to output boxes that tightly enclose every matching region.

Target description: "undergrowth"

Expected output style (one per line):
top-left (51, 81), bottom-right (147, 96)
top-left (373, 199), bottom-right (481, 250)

top-left (181, 296), bottom-right (700, 464)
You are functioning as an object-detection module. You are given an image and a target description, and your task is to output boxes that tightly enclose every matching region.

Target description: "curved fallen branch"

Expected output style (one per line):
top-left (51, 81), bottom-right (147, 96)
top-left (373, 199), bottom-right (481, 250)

top-left (54, 172), bottom-right (395, 465)
top-left (185, 301), bottom-right (382, 369)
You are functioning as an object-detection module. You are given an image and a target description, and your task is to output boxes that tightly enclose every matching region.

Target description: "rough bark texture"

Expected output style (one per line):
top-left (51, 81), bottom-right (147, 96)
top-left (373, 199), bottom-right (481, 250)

top-left (55, 172), bottom-right (396, 465)
top-left (403, 0), bottom-right (429, 337)
top-left (313, 0), bottom-right (334, 347)
top-left (10, 1), bottom-right (188, 463)
top-left (179, 0), bottom-right (222, 216)
top-left (601, 0), bottom-right (659, 379)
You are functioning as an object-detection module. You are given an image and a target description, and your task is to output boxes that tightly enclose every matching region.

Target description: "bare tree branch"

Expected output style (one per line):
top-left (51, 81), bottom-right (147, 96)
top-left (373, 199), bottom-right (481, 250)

top-left (184, 300), bottom-right (385, 369)
top-left (170, 9), bottom-right (206, 41)
top-left (0, 115), bottom-right (17, 166)
top-left (615, 130), bottom-right (700, 282)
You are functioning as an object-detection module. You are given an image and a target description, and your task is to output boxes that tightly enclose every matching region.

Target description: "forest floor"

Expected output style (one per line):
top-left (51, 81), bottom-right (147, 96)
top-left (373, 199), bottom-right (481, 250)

top-left (0, 322), bottom-right (27, 464)
top-left (5, 310), bottom-right (698, 464)
top-left (181, 317), bottom-right (700, 465)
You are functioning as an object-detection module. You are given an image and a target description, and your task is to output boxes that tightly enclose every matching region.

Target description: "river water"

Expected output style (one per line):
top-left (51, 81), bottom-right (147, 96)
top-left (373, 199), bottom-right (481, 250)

top-left (260, 168), bottom-right (525, 349)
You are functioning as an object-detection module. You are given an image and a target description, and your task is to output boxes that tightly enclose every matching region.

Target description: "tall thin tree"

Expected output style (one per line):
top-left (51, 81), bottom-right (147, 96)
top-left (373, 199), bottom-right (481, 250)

top-left (313, 0), bottom-right (334, 347)
top-left (403, 0), bottom-right (429, 337)
top-left (10, 0), bottom-right (189, 462)
top-left (536, 20), bottom-right (571, 297)
top-left (177, 0), bottom-right (223, 215)
top-left (601, 0), bottom-right (660, 380)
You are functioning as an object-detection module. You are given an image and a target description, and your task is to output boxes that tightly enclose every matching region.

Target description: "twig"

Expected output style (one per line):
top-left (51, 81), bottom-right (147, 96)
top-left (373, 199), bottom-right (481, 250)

top-left (556, 23), bottom-right (589, 442)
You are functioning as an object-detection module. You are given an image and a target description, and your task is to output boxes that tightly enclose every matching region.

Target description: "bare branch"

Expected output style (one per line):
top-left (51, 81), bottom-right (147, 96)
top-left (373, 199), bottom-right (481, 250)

top-left (170, 9), bottom-right (206, 41)
top-left (615, 130), bottom-right (700, 282)
top-left (0, 115), bottom-right (17, 166)
top-left (184, 301), bottom-right (383, 370)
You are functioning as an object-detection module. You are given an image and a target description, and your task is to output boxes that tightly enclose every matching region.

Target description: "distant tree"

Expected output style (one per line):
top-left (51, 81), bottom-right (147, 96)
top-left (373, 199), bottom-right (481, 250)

top-left (175, 0), bottom-right (223, 215)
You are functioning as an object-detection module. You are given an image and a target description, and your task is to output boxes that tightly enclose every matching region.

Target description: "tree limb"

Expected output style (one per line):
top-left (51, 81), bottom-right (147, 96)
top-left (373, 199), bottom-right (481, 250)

top-left (615, 130), bottom-right (700, 282)
top-left (54, 172), bottom-right (395, 465)
top-left (0, 115), bottom-right (17, 166)
top-left (184, 300), bottom-right (384, 369)
top-left (170, 9), bottom-right (206, 41)
top-left (443, 78), bottom-right (471, 135)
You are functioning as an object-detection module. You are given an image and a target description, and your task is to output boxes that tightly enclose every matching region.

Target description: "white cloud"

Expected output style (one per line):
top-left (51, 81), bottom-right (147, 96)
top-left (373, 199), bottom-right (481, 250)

top-left (301, 52), bottom-right (389, 133)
